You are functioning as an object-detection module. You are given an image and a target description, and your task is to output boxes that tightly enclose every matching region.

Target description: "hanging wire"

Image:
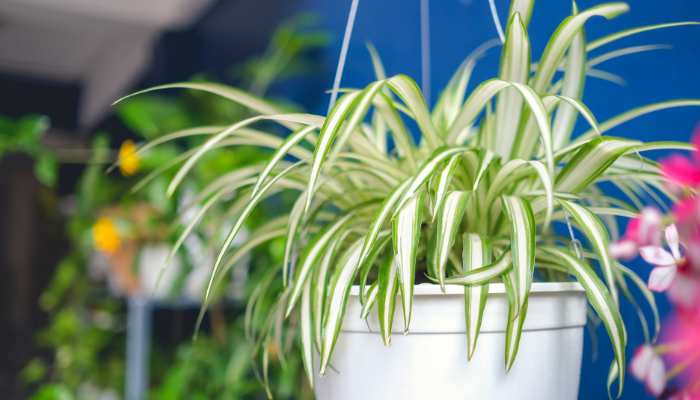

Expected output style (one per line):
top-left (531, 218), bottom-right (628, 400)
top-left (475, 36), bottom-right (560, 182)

top-left (420, 0), bottom-right (431, 104)
top-left (328, 0), bottom-right (361, 113)
top-left (564, 211), bottom-right (584, 259)
top-left (488, 0), bottom-right (505, 43)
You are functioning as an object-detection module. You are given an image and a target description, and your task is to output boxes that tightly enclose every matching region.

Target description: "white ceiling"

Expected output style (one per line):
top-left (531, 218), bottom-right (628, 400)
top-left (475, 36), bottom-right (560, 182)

top-left (0, 0), bottom-right (214, 126)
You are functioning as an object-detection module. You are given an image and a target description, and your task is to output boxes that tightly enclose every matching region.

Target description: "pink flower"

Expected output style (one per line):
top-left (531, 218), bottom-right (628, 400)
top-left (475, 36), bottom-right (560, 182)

top-left (640, 225), bottom-right (683, 292)
top-left (663, 314), bottom-right (700, 397)
top-left (661, 125), bottom-right (700, 188)
top-left (668, 270), bottom-right (700, 312)
top-left (673, 197), bottom-right (700, 273)
top-left (610, 207), bottom-right (663, 260)
top-left (630, 345), bottom-right (667, 396)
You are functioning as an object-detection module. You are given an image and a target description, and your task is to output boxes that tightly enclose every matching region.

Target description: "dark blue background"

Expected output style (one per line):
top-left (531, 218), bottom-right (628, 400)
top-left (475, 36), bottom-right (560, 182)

top-left (291, 1), bottom-right (699, 398)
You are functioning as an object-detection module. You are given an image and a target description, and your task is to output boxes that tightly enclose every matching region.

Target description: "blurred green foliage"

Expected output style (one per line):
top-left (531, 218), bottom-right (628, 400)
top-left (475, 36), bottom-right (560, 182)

top-left (23, 14), bottom-right (326, 400)
top-left (0, 114), bottom-right (57, 187)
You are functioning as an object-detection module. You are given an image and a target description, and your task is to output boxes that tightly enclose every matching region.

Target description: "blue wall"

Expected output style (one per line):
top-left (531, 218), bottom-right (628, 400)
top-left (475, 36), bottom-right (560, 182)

top-left (293, 1), bottom-right (700, 398)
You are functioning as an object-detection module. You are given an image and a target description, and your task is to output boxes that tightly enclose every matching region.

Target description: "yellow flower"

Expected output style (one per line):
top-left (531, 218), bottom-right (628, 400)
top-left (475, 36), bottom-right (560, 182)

top-left (118, 140), bottom-right (140, 176)
top-left (93, 217), bottom-right (121, 254)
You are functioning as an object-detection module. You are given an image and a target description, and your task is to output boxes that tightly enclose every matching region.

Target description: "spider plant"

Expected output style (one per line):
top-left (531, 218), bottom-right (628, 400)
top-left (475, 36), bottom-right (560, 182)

top-left (116, 1), bottom-right (699, 397)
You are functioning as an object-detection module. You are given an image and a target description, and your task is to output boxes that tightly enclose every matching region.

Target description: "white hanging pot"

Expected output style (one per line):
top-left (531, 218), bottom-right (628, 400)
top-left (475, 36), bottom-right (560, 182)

top-left (314, 282), bottom-right (586, 400)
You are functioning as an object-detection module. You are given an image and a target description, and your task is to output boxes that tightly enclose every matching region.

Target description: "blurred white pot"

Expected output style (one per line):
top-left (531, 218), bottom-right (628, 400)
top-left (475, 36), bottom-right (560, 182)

top-left (314, 282), bottom-right (586, 400)
top-left (138, 243), bottom-right (182, 299)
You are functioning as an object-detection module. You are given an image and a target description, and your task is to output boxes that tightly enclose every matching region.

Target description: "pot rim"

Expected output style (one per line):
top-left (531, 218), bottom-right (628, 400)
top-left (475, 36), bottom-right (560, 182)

top-left (350, 281), bottom-right (584, 296)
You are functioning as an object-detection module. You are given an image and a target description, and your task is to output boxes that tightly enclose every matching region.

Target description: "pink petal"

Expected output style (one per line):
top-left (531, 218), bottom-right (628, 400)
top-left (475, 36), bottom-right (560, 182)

top-left (609, 240), bottom-right (638, 260)
top-left (630, 345), bottom-right (655, 380)
top-left (660, 154), bottom-right (700, 187)
top-left (640, 246), bottom-right (677, 267)
top-left (672, 197), bottom-right (700, 222)
top-left (691, 123), bottom-right (700, 165)
top-left (624, 217), bottom-right (641, 242)
top-left (666, 224), bottom-right (682, 260)
top-left (668, 273), bottom-right (700, 309)
top-left (638, 208), bottom-right (663, 246)
top-left (648, 265), bottom-right (677, 292)
top-left (645, 354), bottom-right (667, 396)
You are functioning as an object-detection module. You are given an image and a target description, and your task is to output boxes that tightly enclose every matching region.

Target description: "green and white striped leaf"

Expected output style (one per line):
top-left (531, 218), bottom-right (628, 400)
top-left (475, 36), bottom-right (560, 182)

top-left (360, 281), bottom-right (379, 320)
top-left (432, 154), bottom-right (462, 222)
top-left (393, 191), bottom-right (425, 332)
top-left (394, 146), bottom-right (470, 216)
top-left (304, 90), bottom-right (363, 213)
top-left (283, 192), bottom-right (307, 287)
top-left (312, 230), bottom-right (349, 351)
top-left (529, 160), bottom-right (554, 229)
top-left (433, 40), bottom-right (499, 132)
top-left (542, 247), bottom-right (626, 398)
top-left (378, 257), bottom-right (400, 345)
top-left (203, 161), bottom-right (303, 311)
top-left (357, 180), bottom-right (411, 299)
top-left (168, 113), bottom-right (317, 196)
top-left (587, 21), bottom-right (700, 52)
top-left (319, 239), bottom-right (364, 374)
top-left (552, 14), bottom-right (587, 150)
top-left (509, 0), bottom-right (534, 26)
top-left (443, 252), bottom-right (512, 285)
top-left (286, 212), bottom-right (356, 317)
top-left (560, 200), bottom-right (619, 305)
top-left (502, 196), bottom-right (536, 311)
top-left (387, 75), bottom-right (441, 148)
top-left (300, 280), bottom-right (314, 387)
top-left (504, 273), bottom-right (529, 371)
top-left (252, 125), bottom-right (316, 197)
top-left (493, 12), bottom-right (530, 158)
top-left (463, 234), bottom-right (491, 359)
top-left (531, 3), bottom-right (629, 93)
top-left (555, 137), bottom-right (639, 194)
top-left (433, 191), bottom-right (470, 288)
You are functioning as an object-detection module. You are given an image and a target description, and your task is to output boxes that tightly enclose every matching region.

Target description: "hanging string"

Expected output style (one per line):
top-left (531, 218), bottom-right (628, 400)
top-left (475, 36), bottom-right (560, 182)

top-left (420, 0), bottom-right (431, 104)
top-left (565, 212), bottom-right (583, 259)
top-left (488, 0), bottom-right (505, 43)
top-left (328, 0), bottom-right (360, 113)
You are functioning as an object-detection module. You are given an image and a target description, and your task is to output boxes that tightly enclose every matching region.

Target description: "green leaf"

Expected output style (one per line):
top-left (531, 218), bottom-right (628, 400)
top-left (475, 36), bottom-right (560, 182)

top-left (560, 200), bottom-right (619, 305)
top-left (433, 40), bottom-right (499, 132)
top-left (320, 238), bottom-right (364, 374)
top-left (252, 125), bottom-right (316, 197)
top-left (587, 21), bottom-right (700, 52)
top-left (393, 191), bottom-right (425, 332)
top-left (433, 191), bottom-right (470, 288)
top-left (357, 180), bottom-right (411, 299)
top-left (493, 12), bottom-right (531, 158)
top-left (504, 273), bottom-right (529, 371)
top-left (300, 280), bottom-right (315, 387)
top-left (463, 234), bottom-right (492, 359)
top-left (378, 257), bottom-right (400, 345)
top-left (34, 151), bottom-right (58, 187)
top-left (387, 75), bottom-right (440, 148)
top-left (286, 212), bottom-right (357, 317)
top-left (552, 12), bottom-right (587, 150)
top-left (305, 84), bottom-right (383, 213)
top-left (360, 281), bottom-right (379, 320)
top-left (531, 3), bottom-right (629, 93)
top-left (502, 195), bottom-right (535, 311)
top-left (168, 113), bottom-right (318, 196)
top-left (555, 137), bottom-right (639, 194)
top-left (432, 154), bottom-right (462, 222)
top-left (443, 252), bottom-right (512, 285)
top-left (394, 146), bottom-right (471, 216)
top-left (542, 247), bottom-right (626, 399)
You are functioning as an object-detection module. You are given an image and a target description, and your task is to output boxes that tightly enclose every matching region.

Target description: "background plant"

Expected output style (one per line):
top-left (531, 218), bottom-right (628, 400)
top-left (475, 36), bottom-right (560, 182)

top-left (22, 15), bottom-right (326, 400)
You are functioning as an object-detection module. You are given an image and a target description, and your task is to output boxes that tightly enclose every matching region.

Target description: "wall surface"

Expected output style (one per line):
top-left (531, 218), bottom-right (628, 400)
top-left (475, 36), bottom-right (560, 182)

top-left (293, 0), bottom-right (700, 399)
